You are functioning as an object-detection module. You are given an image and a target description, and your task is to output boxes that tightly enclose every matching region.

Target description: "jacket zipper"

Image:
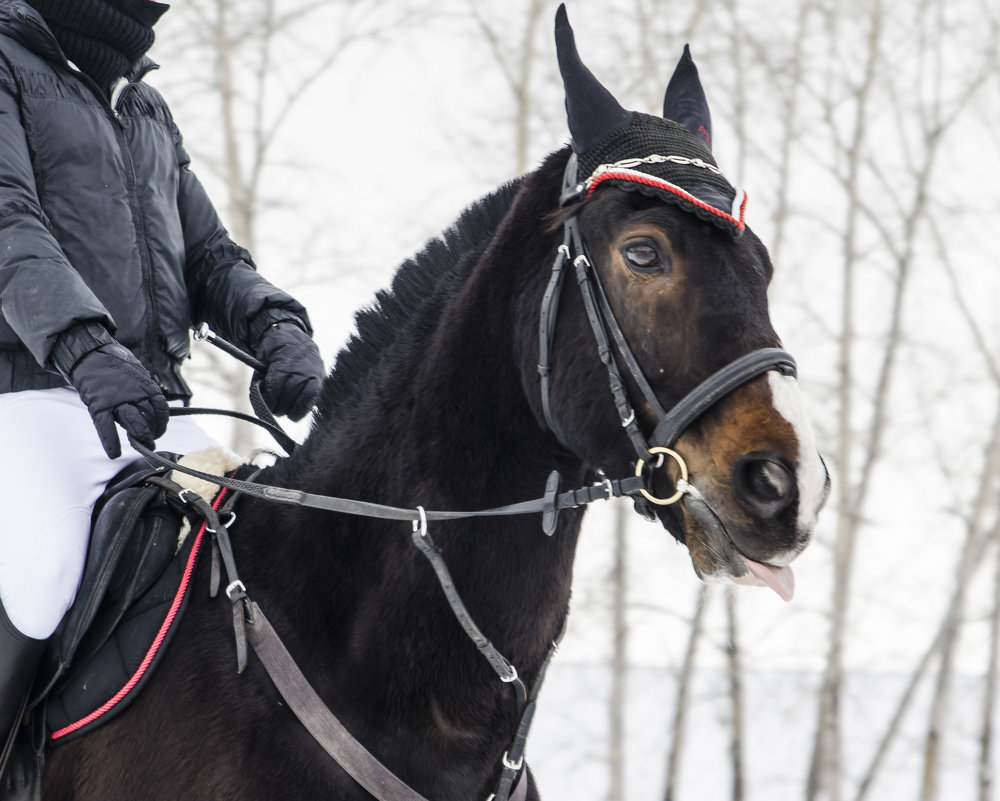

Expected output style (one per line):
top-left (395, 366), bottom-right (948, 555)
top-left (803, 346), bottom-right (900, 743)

top-left (111, 81), bottom-right (164, 389)
top-left (80, 76), bottom-right (166, 388)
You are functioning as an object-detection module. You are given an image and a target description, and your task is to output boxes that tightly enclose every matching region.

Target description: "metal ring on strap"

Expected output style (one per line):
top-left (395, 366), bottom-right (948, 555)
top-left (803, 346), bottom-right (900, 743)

top-left (634, 447), bottom-right (689, 505)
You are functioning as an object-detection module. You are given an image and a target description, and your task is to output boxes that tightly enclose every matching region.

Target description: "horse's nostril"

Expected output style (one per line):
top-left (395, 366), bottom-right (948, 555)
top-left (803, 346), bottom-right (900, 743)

top-left (732, 452), bottom-right (796, 518)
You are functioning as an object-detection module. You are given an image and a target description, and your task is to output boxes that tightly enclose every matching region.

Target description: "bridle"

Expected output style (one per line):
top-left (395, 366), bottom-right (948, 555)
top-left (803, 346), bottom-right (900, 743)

top-left (537, 152), bottom-right (796, 509)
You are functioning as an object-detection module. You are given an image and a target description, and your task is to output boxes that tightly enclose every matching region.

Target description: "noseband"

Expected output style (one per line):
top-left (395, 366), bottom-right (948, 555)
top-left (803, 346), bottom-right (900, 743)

top-left (537, 153), bottom-right (796, 506)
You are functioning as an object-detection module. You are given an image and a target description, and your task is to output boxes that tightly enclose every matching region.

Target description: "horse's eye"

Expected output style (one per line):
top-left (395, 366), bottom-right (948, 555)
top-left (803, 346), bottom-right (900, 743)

top-left (622, 242), bottom-right (666, 273)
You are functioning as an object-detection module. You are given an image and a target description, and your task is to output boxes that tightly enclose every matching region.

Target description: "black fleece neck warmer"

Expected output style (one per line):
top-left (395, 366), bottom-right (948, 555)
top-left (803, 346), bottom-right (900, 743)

top-left (27, 0), bottom-right (165, 95)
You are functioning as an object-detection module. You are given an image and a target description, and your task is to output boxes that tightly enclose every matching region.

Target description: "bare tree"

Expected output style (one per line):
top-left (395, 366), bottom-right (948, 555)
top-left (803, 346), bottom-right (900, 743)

top-left (918, 421), bottom-right (1000, 801)
top-left (466, 0), bottom-right (548, 175)
top-left (622, 0), bottom-right (708, 109)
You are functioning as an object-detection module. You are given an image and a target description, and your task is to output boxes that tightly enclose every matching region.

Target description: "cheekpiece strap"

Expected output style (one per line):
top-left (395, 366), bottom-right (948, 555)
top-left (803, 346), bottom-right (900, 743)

top-left (559, 152), bottom-right (585, 206)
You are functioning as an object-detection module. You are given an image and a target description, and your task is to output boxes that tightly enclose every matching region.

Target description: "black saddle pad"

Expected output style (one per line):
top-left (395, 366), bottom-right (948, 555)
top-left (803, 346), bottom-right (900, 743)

top-left (30, 458), bottom-right (213, 745)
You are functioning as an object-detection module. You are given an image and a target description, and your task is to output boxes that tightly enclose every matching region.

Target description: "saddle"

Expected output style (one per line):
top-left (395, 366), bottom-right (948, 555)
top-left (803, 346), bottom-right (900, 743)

top-left (23, 451), bottom-right (240, 754)
top-left (29, 459), bottom-right (181, 740)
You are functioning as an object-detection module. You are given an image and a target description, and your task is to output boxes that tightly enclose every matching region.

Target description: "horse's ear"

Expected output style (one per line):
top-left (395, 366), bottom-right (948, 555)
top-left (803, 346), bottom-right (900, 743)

top-left (663, 45), bottom-right (713, 150)
top-left (554, 4), bottom-right (632, 154)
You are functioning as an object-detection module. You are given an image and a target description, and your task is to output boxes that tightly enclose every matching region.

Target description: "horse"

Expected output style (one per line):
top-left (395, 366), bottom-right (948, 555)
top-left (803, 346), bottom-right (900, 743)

top-left (39, 6), bottom-right (828, 800)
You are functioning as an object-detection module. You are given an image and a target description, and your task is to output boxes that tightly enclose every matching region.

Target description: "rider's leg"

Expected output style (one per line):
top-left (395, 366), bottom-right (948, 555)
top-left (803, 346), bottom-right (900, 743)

top-left (0, 387), bottom-right (222, 714)
top-left (0, 388), bottom-right (223, 795)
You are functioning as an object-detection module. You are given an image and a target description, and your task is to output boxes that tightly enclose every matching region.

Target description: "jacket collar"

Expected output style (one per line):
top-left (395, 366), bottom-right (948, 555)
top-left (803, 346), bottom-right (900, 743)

top-left (0, 1), bottom-right (64, 63)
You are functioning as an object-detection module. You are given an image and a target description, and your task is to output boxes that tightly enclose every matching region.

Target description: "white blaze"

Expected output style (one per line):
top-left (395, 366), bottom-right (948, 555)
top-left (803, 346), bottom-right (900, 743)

top-left (767, 372), bottom-right (827, 531)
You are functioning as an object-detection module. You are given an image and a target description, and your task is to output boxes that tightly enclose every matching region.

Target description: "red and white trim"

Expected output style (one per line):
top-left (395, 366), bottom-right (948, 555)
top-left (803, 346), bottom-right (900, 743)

top-left (586, 167), bottom-right (747, 232)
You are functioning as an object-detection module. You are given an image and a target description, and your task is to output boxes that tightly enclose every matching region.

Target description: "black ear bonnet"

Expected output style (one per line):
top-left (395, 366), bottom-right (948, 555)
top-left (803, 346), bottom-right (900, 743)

top-left (555, 5), bottom-right (746, 234)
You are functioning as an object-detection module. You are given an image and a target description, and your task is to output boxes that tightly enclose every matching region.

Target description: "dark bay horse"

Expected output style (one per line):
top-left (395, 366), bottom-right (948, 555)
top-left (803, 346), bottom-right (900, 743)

top-left (41, 6), bottom-right (828, 800)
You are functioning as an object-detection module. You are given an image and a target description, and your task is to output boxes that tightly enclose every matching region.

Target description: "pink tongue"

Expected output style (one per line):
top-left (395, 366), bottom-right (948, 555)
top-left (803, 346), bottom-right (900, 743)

top-left (743, 558), bottom-right (795, 602)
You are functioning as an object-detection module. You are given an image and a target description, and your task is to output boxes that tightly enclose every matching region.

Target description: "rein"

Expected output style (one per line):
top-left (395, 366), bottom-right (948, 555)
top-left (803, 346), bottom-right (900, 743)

top-left (132, 436), bottom-right (645, 532)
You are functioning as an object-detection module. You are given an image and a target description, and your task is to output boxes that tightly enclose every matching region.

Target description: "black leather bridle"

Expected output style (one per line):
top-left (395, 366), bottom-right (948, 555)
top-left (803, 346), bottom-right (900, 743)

top-left (537, 153), bottom-right (797, 507)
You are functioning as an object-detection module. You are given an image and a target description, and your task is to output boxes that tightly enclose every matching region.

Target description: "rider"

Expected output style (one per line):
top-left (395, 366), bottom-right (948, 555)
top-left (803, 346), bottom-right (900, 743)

top-left (0, 0), bottom-right (325, 778)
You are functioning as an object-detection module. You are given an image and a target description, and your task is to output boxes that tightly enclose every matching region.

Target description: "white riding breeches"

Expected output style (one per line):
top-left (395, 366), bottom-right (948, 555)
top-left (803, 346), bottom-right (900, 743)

top-left (0, 387), bottom-right (222, 639)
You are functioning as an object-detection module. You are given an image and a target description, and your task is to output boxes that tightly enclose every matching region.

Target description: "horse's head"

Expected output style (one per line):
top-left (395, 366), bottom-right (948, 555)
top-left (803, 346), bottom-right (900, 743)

top-left (542, 5), bottom-right (829, 600)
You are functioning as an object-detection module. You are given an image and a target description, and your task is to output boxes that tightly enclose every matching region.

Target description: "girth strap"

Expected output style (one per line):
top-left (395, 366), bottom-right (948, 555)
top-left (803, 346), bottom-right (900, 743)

top-left (490, 616), bottom-right (565, 801)
top-left (147, 475), bottom-right (251, 673)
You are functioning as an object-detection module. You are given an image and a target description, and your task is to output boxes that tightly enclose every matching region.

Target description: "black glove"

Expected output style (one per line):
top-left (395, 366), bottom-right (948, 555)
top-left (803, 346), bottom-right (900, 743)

top-left (69, 343), bottom-right (170, 459)
top-left (255, 322), bottom-right (324, 421)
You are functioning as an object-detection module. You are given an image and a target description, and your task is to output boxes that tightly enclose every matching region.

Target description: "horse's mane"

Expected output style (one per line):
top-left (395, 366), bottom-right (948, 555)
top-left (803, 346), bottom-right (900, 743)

top-left (311, 177), bottom-right (526, 430)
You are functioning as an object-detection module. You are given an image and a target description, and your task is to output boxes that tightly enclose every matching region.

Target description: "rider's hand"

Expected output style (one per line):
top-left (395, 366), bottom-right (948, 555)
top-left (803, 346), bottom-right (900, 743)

top-left (255, 322), bottom-right (324, 421)
top-left (69, 343), bottom-right (170, 459)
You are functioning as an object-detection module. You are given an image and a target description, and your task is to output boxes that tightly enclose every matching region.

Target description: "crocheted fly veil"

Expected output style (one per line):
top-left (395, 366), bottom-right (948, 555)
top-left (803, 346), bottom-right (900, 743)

top-left (555, 5), bottom-right (746, 235)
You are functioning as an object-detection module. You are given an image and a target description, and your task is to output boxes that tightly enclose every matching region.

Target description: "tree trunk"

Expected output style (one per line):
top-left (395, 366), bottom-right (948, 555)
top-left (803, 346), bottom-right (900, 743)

top-left (609, 500), bottom-right (628, 801)
top-left (979, 538), bottom-right (1000, 801)
top-left (663, 586), bottom-right (710, 801)
top-left (853, 396), bottom-right (1000, 801)
top-left (725, 588), bottom-right (745, 801)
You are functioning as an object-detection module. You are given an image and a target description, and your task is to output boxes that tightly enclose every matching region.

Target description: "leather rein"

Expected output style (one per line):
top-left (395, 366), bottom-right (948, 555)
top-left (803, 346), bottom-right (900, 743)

top-left (132, 158), bottom-right (798, 801)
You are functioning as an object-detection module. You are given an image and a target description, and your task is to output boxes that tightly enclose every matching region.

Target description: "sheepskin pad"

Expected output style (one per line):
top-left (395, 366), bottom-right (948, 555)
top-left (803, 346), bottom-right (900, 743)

top-left (171, 447), bottom-right (243, 546)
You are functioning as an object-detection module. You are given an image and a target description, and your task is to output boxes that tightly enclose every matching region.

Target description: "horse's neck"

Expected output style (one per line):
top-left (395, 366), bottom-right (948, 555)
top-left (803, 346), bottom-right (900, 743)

top-left (256, 254), bottom-right (583, 689)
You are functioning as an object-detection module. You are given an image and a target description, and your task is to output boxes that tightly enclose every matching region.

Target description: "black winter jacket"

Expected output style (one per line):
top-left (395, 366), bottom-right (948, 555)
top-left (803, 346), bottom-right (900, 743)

top-left (0, 1), bottom-right (311, 399)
